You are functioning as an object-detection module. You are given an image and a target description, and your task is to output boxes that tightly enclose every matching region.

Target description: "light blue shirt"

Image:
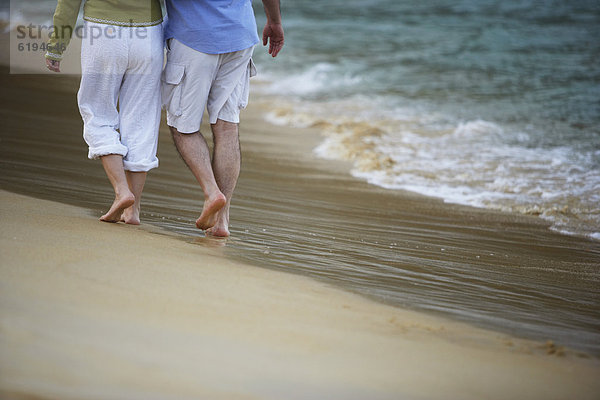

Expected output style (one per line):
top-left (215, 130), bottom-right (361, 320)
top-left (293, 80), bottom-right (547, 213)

top-left (165, 0), bottom-right (260, 54)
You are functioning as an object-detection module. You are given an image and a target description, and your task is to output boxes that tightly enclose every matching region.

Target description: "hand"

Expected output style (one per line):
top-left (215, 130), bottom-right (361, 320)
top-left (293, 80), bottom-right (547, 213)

top-left (262, 22), bottom-right (284, 57)
top-left (46, 58), bottom-right (61, 73)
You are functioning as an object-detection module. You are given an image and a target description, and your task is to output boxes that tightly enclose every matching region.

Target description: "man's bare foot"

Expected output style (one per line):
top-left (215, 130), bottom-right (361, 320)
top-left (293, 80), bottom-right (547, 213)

top-left (205, 207), bottom-right (231, 237)
top-left (100, 193), bottom-right (135, 223)
top-left (121, 206), bottom-right (140, 225)
top-left (195, 192), bottom-right (226, 230)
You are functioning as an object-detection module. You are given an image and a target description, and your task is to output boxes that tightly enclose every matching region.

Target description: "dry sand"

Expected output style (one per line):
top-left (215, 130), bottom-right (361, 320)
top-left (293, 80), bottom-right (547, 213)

top-left (1, 190), bottom-right (599, 400)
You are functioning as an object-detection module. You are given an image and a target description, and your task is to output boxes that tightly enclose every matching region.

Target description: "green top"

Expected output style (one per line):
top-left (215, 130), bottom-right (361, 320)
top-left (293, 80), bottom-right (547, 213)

top-left (45, 0), bottom-right (163, 61)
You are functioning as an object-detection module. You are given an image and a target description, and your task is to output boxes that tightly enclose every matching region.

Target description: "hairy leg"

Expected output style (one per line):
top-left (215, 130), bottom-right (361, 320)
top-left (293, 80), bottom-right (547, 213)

top-left (121, 171), bottom-right (147, 225)
top-left (206, 119), bottom-right (241, 238)
top-left (100, 154), bottom-right (135, 223)
top-left (169, 126), bottom-right (226, 230)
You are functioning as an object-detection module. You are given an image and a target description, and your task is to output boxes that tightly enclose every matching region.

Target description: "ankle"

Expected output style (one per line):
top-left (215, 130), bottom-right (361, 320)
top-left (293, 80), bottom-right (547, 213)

top-left (205, 189), bottom-right (225, 201)
top-left (115, 187), bottom-right (133, 199)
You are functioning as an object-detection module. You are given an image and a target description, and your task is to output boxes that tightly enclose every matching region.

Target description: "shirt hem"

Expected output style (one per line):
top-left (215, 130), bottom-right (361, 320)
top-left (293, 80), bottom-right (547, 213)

top-left (84, 16), bottom-right (164, 27)
top-left (166, 34), bottom-right (258, 55)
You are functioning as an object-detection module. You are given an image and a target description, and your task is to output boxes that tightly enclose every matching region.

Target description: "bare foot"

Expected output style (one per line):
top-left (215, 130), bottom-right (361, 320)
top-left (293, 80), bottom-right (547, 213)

top-left (100, 193), bottom-right (135, 223)
top-left (205, 207), bottom-right (230, 237)
top-left (195, 192), bottom-right (226, 230)
top-left (205, 223), bottom-right (230, 237)
top-left (121, 205), bottom-right (140, 225)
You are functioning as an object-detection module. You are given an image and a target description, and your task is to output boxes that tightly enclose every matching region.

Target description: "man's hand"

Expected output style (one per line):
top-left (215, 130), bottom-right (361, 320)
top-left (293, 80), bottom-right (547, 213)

top-left (262, 22), bottom-right (284, 57)
top-left (46, 58), bottom-right (61, 73)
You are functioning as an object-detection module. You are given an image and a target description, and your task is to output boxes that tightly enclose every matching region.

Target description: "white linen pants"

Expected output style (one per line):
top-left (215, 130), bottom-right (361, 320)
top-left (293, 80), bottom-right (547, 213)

top-left (78, 21), bottom-right (163, 171)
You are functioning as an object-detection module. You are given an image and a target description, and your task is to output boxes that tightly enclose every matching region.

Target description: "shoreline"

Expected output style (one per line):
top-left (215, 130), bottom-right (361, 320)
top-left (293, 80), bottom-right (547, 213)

top-left (1, 30), bottom-right (600, 398)
top-left (1, 190), bottom-right (600, 399)
top-left (1, 61), bottom-right (599, 356)
top-left (255, 94), bottom-right (600, 243)
top-left (0, 24), bottom-right (596, 241)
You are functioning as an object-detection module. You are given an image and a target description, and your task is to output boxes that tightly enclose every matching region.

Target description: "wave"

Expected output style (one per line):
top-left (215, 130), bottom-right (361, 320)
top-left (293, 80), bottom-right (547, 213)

top-left (260, 62), bottom-right (363, 98)
top-left (263, 100), bottom-right (600, 241)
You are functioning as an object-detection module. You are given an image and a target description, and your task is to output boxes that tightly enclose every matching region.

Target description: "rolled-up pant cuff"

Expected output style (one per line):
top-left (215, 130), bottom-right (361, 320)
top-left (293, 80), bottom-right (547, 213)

top-left (123, 159), bottom-right (159, 172)
top-left (87, 144), bottom-right (128, 160)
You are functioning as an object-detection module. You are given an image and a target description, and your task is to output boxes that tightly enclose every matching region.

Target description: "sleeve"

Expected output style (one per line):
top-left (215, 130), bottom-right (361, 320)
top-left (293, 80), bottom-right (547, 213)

top-left (45, 0), bottom-right (84, 61)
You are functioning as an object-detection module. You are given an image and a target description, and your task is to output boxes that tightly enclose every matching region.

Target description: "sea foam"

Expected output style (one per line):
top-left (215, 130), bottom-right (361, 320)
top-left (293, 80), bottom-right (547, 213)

top-left (263, 99), bottom-right (600, 241)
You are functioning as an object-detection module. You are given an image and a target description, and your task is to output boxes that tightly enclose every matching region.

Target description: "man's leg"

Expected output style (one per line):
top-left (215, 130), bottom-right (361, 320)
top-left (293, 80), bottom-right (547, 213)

top-left (120, 171), bottom-right (147, 225)
top-left (99, 154), bottom-right (135, 222)
top-left (206, 119), bottom-right (241, 237)
top-left (170, 126), bottom-right (227, 230)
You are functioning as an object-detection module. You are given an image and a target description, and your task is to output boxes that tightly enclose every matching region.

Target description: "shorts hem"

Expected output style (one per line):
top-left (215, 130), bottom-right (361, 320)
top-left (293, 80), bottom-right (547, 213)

top-left (210, 113), bottom-right (240, 125)
top-left (167, 114), bottom-right (201, 134)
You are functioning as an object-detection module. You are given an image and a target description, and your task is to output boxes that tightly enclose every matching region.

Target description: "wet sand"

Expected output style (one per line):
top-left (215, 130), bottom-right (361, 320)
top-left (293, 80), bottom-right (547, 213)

top-left (1, 191), bottom-right (600, 400)
top-left (2, 64), bottom-right (598, 355)
top-left (1, 34), bottom-right (600, 398)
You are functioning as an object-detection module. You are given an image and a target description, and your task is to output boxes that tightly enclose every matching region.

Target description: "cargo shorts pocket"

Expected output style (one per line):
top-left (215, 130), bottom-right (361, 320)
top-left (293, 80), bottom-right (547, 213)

top-left (161, 62), bottom-right (185, 116)
top-left (238, 59), bottom-right (257, 109)
top-left (249, 58), bottom-right (257, 78)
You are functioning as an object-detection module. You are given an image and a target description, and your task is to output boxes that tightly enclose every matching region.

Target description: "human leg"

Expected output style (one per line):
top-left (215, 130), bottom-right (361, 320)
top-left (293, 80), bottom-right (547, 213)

top-left (162, 41), bottom-right (255, 233)
top-left (117, 23), bottom-right (163, 224)
top-left (206, 119), bottom-right (241, 237)
top-left (78, 22), bottom-right (130, 222)
top-left (99, 155), bottom-right (135, 222)
top-left (120, 171), bottom-right (146, 225)
top-left (162, 39), bottom-right (226, 230)
top-left (169, 127), bottom-right (226, 230)
top-left (203, 48), bottom-right (254, 237)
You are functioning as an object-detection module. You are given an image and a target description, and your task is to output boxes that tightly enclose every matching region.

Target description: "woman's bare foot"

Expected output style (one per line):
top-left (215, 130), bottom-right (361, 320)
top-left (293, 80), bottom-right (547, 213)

top-left (100, 192), bottom-right (135, 223)
top-left (195, 192), bottom-right (226, 230)
top-left (121, 205), bottom-right (140, 225)
top-left (121, 170), bottom-right (146, 225)
top-left (205, 222), bottom-right (230, 237)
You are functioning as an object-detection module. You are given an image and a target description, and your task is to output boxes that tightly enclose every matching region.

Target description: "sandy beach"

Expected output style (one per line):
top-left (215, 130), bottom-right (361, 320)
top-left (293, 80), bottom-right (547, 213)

top-left (1, 190), bottom-right (599, 400)
top-left (1, 27), bottom-right (600, 399)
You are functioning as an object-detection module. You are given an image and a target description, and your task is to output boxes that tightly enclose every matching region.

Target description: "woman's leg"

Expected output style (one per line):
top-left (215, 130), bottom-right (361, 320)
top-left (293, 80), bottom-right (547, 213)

top-left (78, 21), bottom-right (130, 222)
top-left (118, 23), bottom-right (163, 224)
top-left (121, 171), bottom-right (147, 225)
top-left (99, 155), bottom-right (135, 222)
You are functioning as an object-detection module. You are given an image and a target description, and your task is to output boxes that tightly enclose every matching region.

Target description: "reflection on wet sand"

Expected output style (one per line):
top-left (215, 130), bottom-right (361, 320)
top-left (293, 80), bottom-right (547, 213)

top-left (1, 68), bottom-right (599, 357)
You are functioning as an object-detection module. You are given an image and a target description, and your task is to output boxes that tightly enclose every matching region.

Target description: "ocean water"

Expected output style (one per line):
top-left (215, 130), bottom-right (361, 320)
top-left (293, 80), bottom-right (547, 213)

top-left (5, 0), bottom-right (599, 239)
top-left (251, 0), bottom-right (600, 240)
